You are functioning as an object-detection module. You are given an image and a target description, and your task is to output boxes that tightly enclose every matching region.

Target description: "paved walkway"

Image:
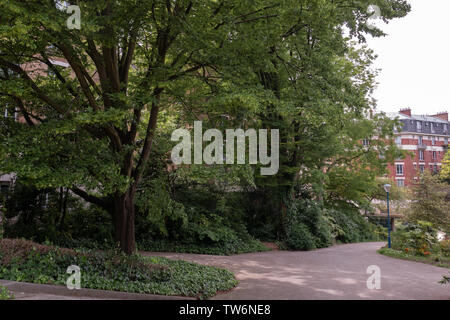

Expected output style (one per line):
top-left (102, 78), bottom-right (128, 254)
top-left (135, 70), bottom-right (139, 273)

top-left (1, 242), bottom-right (448, 299)
top-left (143, 242), bottom-right (450, 300)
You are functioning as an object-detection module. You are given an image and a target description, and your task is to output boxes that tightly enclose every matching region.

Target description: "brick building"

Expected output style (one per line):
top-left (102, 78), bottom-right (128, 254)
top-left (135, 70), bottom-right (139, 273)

top-left (386, 108), bottom-right (449, 187)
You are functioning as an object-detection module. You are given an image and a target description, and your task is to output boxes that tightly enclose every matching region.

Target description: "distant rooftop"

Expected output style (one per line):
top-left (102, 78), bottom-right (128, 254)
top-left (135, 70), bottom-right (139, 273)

top-left (384, 108), bottom-right (449, 136)
top-left (385, 110), bottom-right (449, 124)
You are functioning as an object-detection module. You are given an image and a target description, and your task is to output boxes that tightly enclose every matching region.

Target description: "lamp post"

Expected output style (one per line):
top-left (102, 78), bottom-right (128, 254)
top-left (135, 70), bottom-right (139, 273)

top-left (383, 184), bottom-right (391, 248)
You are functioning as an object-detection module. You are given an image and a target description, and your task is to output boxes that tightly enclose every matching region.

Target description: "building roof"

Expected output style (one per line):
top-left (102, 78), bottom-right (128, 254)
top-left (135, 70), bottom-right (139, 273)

top-left (385, 112), bottom-right (449, 124)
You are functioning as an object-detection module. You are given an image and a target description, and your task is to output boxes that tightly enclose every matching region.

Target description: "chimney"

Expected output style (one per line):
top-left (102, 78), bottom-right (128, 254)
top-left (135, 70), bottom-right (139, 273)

top-left (399, 108), bottom-right (411, 117)
top-left (430, 112), bottom-right (448, 122)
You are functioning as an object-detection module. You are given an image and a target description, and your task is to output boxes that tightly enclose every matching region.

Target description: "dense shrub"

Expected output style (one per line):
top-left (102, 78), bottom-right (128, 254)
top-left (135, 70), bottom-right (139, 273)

top-left (325, 208), bottom-right (379, 243)
top-left (439, 240), bottom-right (450, 257)
top-left (0, 239), bottom-right (237, 299)
top-left (378, 247), bottom-right (450, 269)
top-left (3, 183), bottom-right (58, 242)
top-left (2, 182), bottom-right (113, 248)
top-left (379, 221), bottom-right (450, 268)
top-left (283, 198), bottom-right (333, 250)
top-left (139, 238), bottom-right (267, 255)
top-left (291, 199), bottom-right (333, 248)
top-left (391, 221), bottom-right (439, 256)
top-left (135, 177), bottom-right (267, 254)
top-left (285, 222), bottom-right (316, 251)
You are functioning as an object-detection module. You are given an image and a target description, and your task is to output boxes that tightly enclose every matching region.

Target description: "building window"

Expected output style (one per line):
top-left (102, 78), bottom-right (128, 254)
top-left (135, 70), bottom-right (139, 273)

top-left (434, 165), bottom-right (439, 173)
top-left (433, 151), bottom-right (437, 159)
top-left (396, 164), bottom-right (404, 175)
top-left (432, 136), bottom-right (436, 145)
top-left (395, 136), bottom-right (401, 145)
top-left (445, 137), bottom-right (449, 144)
top-left (419, 165), bottom-right (425, 173)
top-left (419, 150), bottom-right (424, 161)
top-left (417, 121), bottom-right (422, 132)
top-left (3, 105), bottom-right (17, 120)
top-left (418, 136), bottom-right (423, 145)
top-left (396, 180), bottom-right (405, 187)
top-left (431, 123), bottom-right (436, 133)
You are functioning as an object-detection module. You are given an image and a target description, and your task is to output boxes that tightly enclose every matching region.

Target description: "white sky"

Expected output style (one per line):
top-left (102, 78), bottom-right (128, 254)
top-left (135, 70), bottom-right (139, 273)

top-left (365, 0), bottom-right (450, 116)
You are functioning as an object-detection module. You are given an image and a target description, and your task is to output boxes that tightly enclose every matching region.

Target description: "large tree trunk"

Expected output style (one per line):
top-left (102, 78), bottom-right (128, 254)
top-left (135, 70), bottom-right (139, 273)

top-left (113, 191), bottom-right (136, 254)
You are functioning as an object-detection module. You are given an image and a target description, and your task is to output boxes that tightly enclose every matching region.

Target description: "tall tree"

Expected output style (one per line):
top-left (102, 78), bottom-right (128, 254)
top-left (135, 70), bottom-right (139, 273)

top-left (407, 171), bottom-right (450, 233)
top-left (0, 0), bottom-right (410, 253)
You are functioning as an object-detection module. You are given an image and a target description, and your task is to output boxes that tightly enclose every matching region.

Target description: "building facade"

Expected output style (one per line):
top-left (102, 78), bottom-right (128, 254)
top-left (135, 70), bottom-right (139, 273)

top-left (386, 108), bottom-right (449, 187)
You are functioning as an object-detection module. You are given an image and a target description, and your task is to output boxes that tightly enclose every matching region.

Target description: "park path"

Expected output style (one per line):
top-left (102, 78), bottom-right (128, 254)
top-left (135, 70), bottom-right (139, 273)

top-left (142, 242), bottom-right (449, 300)
top-left (1, 242), bottom-right (448, 299)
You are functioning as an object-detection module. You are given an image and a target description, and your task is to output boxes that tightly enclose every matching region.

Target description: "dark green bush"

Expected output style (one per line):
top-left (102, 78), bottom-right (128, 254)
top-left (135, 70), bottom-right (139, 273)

top-left (135, 175), bottom-right (267, 254)
top-left (2, 181), bottom-right (114, 249)
top-left (283, 198), bottom-right (332, 250)
top-left (285, 222), bottom-right (316, 251)
top-left (325, 208), bottom-right (378, 243)
top-left (139, 238), bottom-right (267, 255)
top-left (3, 183), bottom-right (58, 242)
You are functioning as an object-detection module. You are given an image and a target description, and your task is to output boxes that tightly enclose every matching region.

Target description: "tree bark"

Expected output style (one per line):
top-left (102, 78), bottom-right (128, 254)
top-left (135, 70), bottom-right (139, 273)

top-left (113, 191), bottom-right (136, 254)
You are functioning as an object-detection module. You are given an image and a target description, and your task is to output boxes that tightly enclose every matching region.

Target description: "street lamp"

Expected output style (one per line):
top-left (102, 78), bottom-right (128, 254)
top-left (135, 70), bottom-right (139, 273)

top-left (383, 184), bottom-right (391, 248)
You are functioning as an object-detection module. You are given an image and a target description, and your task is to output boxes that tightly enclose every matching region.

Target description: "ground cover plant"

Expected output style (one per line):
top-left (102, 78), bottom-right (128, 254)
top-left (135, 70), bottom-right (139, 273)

top-left (0, 284), bottom-right (13, 300)
top-left (0, 239), bottom-right (237, 299)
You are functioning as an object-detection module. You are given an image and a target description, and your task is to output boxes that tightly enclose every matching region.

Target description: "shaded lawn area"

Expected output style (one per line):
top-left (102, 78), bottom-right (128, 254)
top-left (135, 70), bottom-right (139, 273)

top-left (0, 239), bottom-right (237, 299)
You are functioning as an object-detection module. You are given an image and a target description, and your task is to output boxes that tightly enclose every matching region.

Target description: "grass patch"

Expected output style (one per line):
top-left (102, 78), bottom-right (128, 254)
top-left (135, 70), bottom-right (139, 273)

top-left (0, 284), bottom-right (14, 300)
top-left (378, 247), bottom-right (450, 269)
top-left (0, 239), bottom-right (237, 299)
top-left (139, 238), bottom-right (268, 255)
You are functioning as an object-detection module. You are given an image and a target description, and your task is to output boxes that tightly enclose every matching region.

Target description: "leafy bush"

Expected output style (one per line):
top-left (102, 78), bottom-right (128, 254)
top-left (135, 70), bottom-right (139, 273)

top-left (439, 240), bottom-right (450, 257)
top-left (379, 222), bottom-right (450, 268)
top-left (372, 224), bottom-right (388, 241)
top-left (283, 198), bottom-right (332, 250)
top-left (0, 239), bottom-right (237, 299)
top-left (391, 221), bottom-right (439, 256)
top-left (0, 284), bottom-right (13, 300)
top-left (56, 206), bottom-right (114, 247)
top-left (3, 183), bottom-right (57, 242)
top-left (285, 222), bottom-right (316, 251)
top-left (281, 198), bottom-right (382, 250)
top-left (378, 247), bottom-right (450, 269)
top-left (135, 176), bottom-right (267, 255)
top-left (324, 208), bottom-right (379, 243)
top-left (2, 182), bottom-right (114, 248)
top-left (139, 238), bottom-right (267, 256)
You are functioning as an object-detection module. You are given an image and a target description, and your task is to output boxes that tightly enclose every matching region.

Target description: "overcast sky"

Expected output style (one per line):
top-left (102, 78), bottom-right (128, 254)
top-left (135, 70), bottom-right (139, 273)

top-left (365, 0), bottom-right (450, 116)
